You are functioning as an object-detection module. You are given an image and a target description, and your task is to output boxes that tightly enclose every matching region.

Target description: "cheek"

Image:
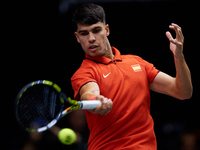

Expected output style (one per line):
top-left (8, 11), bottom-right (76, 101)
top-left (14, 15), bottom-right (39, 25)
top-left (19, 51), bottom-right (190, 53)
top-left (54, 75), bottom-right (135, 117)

top-left (96, 33), bottom-right (106, 43)
top-left (79, 38), bottom-right (88, 49)
top-left (79, 37), bottom-right (86, 45)
top-left (100, 35), bottom-right (108, 45)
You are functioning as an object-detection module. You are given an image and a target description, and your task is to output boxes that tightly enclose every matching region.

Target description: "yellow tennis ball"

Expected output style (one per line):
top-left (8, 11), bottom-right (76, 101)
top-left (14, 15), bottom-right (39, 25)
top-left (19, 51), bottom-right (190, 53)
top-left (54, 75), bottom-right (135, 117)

top-left (58, 128), bottom-right (76, 145)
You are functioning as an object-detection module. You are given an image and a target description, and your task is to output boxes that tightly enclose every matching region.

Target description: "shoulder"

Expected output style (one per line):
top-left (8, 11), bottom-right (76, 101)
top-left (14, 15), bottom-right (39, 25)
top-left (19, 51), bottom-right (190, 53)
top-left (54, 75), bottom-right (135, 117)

top-left (75, 59), bottom-right (97, 72)
top-left (122, 54), bottom-right (143, 59)
top-left (71, 59), bottom-right (98, 80)
top-left (80, 59), bottom-right (97, 68)
top-left (122, 54), bottom-right (159, 83)
top-left (71, 59), bottom-right (98, 99)
top-left (121, 54), bottom-right (158, 72)
top-left (121, 54), bottom-right (147, 64)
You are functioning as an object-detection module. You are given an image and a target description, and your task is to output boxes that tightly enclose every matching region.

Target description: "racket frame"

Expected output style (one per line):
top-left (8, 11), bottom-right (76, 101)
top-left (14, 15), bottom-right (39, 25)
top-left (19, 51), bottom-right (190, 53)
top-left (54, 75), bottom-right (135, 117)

top-left (15, 80), bottom-right (100, 132)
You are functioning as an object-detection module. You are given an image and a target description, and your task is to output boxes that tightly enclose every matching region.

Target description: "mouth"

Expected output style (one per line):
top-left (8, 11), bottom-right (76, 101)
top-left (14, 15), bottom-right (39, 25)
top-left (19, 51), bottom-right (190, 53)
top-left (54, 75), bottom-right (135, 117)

top-left (88, 45), bottom-right (98, 52)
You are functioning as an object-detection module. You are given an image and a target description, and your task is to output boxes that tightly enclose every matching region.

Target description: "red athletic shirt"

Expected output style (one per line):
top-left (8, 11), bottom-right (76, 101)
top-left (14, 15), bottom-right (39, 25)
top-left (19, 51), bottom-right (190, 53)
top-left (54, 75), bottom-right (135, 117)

top-left (71, 47), bottom-right (159, 150)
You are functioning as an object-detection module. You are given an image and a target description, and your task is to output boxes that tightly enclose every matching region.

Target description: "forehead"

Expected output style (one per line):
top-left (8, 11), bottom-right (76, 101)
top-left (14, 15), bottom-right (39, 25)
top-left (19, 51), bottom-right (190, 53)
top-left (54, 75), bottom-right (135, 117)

top-left (77, 22), bottom-right (105, 32)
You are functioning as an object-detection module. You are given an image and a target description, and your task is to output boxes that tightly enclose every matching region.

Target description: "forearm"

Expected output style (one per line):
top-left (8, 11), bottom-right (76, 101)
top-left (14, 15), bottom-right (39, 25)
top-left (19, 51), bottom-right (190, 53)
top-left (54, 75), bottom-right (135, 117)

top-left (79, 82), bottom-right (113, 114)
top-left (79, 82), bottom-right (100, 101)
top-left (165, 23), bottom-right (193, 99)
top-left (174, 54), bottom-right (193, 99)
top-left (80, 92), bottom-right (97, 101)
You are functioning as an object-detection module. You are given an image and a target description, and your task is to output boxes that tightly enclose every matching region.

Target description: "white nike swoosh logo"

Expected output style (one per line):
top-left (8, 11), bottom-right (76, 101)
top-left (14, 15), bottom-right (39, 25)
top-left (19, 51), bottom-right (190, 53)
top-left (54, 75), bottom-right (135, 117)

top-left (103, 72), bottom-right (111, 78)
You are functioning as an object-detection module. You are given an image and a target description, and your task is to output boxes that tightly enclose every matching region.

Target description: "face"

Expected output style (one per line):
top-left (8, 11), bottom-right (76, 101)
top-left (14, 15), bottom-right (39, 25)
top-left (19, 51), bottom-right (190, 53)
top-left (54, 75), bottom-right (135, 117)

top-left (74, 22), bottom-right (111, 58)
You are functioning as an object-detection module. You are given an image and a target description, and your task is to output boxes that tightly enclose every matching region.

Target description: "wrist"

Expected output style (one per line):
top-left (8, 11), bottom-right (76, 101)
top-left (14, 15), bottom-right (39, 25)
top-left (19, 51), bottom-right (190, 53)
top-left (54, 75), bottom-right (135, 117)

top-left (174, 53), bottom-right (184, 60)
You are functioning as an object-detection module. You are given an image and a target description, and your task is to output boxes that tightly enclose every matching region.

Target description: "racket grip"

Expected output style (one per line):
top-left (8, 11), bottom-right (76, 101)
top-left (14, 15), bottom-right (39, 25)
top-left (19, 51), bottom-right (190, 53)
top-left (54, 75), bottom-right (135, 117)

top-left (79, 100), bottom-right (101, 109)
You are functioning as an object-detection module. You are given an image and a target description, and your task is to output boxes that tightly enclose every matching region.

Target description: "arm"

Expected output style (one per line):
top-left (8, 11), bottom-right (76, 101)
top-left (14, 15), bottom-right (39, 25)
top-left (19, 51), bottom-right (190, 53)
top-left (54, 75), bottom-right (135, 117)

top-left (150, 23), bottom-right (193, 100)
top-left (79, 82), bottom-right (113, 114)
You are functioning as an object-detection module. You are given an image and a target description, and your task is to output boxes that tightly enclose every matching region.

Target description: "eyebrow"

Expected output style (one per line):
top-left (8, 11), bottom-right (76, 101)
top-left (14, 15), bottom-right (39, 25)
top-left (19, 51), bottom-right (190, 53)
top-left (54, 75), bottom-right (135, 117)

top-left (78, 26), bottom-right (102, 33)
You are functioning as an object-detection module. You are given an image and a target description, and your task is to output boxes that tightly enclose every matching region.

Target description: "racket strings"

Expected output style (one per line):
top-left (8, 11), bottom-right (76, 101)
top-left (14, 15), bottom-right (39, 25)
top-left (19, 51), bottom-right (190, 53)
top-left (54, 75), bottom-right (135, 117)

top-left (17, 85), bottom-right (62, 130)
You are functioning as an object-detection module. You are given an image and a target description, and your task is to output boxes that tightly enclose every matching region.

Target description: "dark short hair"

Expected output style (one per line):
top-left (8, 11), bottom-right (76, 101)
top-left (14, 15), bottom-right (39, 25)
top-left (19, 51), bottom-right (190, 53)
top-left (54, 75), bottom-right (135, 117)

top-left (72, 3), bottom-right (106, 30)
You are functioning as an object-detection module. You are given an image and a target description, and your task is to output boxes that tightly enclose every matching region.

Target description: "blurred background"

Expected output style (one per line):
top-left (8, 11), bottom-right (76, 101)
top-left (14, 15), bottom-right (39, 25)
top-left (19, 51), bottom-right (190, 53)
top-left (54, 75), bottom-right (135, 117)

top-left (3, 0), bottom-right (200, 149)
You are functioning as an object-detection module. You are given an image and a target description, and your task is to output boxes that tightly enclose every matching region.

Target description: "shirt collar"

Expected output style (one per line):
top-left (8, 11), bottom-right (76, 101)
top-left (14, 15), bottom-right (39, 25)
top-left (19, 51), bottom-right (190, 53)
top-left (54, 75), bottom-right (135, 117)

top-left (85, 46), bottom-right (122, 64)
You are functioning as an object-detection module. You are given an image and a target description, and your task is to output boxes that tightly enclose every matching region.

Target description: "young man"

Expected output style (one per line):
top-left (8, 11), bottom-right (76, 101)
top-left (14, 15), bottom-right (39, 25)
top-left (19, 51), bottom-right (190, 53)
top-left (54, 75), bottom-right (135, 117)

top-left (71, 3), bottom-right (192, 150)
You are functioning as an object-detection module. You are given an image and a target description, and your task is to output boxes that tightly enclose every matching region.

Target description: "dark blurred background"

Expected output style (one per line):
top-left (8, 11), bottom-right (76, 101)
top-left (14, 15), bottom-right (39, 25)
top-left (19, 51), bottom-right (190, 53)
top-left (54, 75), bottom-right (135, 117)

top-left (2, 0), bottom-right (200, 149)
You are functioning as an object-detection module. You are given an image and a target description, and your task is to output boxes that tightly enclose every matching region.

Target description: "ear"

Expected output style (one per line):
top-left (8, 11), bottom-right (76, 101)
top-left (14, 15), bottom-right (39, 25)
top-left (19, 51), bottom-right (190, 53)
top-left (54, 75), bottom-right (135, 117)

top-left (74, 32), bottom-right (80, 43)
top-left (105, 24), bottom-right (110, 37)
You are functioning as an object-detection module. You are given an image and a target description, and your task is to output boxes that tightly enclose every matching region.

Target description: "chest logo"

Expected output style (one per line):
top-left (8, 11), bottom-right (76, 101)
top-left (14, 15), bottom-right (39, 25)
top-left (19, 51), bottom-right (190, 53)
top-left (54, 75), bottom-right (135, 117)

top-left (131, 64), bottom-right (142, 72)
top-left (103, 72), bottom-right (111, 78)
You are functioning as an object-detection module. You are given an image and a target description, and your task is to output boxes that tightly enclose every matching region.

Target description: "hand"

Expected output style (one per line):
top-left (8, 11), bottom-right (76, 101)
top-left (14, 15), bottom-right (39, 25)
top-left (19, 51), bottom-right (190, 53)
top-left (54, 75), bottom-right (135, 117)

top-left (88, 95), bottom-right (113, 115)
top-left (166, 23), bottom-right (184, 58)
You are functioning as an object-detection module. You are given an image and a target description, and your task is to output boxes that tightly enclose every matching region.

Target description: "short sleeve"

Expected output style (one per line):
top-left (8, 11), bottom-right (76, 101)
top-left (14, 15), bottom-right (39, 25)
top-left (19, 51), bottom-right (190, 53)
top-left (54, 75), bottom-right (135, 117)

top-left (131, 55), bottom-right (159, 83)
top-left (71, 60), bottom-right (97, 100)
top-left (140, 58), bottom-right (160, 84)
top-left (143, 60), bottom-right (159, 83)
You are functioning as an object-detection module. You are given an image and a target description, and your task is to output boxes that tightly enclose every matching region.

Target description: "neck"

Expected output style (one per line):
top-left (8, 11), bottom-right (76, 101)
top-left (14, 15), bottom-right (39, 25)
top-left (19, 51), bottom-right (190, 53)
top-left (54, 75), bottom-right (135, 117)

top-left (103, 42), bottom-right (114, 60)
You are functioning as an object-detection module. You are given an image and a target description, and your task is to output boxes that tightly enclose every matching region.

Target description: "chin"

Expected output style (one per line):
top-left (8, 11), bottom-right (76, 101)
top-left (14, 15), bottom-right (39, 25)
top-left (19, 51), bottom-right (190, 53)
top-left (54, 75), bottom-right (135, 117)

top-left (87, 52), bottom-right (99, 57)
top-left (86, 49), bottom-right (102, 57)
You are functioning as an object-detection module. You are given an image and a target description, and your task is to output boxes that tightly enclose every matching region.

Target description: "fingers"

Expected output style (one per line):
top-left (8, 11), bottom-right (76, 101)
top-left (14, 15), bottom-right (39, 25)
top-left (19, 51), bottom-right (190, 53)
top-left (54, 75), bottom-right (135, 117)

top-left (101, 98), bottom-right (112, 111)
top-left (166, 31), bottom-right (182, 46)
top-left (89, 95), bottom-right (113, 115)
top-left (168, 23), bottom-right (184, 43)
top-left (169, 23), bottom-right (181, 32)
top-left (166, 23), bottom-right (184, 57)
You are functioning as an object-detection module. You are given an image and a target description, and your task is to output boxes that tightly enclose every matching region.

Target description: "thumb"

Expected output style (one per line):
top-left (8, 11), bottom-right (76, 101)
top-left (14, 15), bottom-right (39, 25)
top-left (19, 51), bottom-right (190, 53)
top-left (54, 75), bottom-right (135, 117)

top-left (96, 95), bottom-right (106, 103)
top-left (165, 31), bottom-right (173, 41)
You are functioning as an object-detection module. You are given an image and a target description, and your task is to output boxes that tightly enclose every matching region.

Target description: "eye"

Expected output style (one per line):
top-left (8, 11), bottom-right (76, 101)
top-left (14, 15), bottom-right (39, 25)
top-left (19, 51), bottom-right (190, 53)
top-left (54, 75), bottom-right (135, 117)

top-left (93, 28), bottom-right (101, 34)
top-left (80, 32), bottom-right (88, 36)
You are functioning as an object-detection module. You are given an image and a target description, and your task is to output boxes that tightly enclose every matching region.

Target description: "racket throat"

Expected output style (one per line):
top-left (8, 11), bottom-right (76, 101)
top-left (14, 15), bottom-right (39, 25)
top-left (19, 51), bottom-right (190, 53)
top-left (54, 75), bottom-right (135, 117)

top-left (37, 119), bottom-right (58, 132)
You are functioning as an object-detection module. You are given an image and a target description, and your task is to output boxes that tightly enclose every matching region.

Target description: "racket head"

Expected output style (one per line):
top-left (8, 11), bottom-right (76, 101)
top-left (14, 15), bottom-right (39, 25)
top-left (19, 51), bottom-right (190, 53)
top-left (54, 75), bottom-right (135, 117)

top-left (15, 80), bottom-right (67, 132)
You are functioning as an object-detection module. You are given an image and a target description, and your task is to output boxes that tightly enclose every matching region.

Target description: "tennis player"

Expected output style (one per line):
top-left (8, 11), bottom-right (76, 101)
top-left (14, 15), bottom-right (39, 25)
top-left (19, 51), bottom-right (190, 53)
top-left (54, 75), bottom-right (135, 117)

top-left (71, 3), bottom-right (193, 150)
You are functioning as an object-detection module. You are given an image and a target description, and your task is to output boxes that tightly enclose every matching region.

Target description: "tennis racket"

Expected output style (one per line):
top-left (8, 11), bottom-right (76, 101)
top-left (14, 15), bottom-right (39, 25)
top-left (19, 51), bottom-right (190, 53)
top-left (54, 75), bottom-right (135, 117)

top-left (15, 80), bottom-right (100, 132)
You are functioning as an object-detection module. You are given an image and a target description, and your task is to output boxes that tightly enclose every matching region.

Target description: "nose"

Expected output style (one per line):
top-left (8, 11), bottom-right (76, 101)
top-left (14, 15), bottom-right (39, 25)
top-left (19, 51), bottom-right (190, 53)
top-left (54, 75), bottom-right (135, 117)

top-left (88, 32), bottom-right (95, 43)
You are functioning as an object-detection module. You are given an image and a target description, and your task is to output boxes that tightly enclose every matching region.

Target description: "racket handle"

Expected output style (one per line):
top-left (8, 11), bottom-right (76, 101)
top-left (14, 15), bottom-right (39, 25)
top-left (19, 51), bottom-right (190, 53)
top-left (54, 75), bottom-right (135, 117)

top-left (79, 100), bottom-right (101, 109)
